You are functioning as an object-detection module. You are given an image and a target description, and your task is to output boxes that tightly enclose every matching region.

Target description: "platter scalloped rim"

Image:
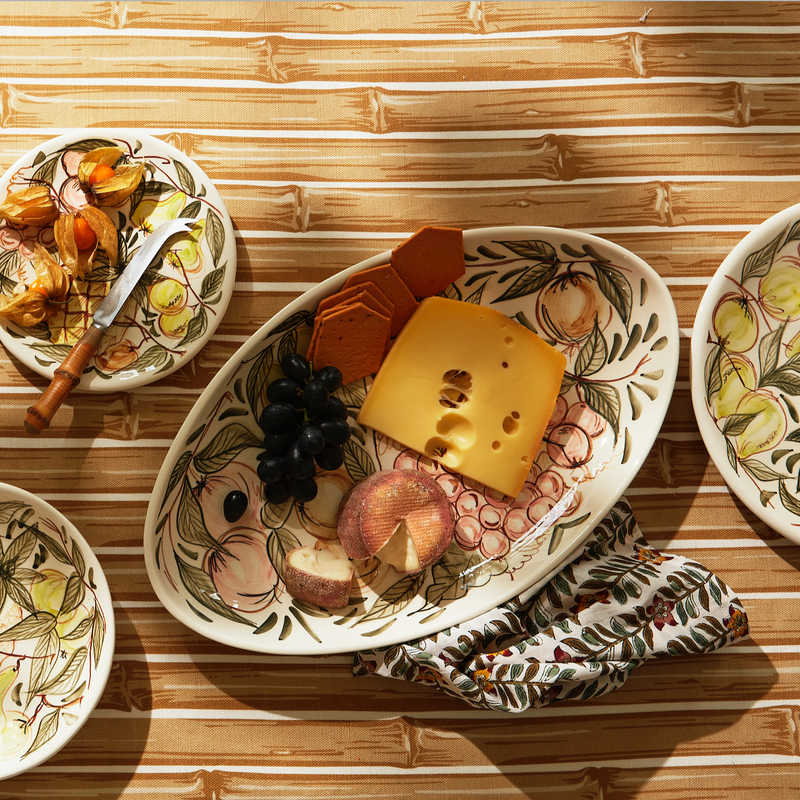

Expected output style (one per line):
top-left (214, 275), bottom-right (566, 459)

top-left (0, 482), bottom-right (114, 779)
top-left (144, 225), bottom-right (680, 656)
top-left (0, 129), bottom-right (236, 391)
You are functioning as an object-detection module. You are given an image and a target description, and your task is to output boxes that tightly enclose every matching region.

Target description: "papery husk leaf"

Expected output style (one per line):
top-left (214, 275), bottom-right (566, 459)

top-left (0, 186), bottom-right (59, 226)
top-left (90, 163), bottom-right (146, 207)
top-left (54, 213), bottom-right (86, 279)
top-left (77, 146), bottom-right (124, 191)
top-left (80, 206), bottom-right (118, 267)
top-left (54, 208), bottom-right (117, 278)
top-left (0, 245), bottom-right (71, 326)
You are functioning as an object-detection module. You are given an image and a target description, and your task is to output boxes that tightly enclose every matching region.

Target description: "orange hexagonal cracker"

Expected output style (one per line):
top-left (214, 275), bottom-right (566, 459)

top-left (391, 226), bottom-right (464, 298)
top-left (310, 301), bottom-right (392, 386)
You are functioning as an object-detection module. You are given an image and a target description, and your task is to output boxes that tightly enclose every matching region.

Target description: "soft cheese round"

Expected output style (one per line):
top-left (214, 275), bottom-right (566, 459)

top-left (337, 468), bottom-right (455, 573)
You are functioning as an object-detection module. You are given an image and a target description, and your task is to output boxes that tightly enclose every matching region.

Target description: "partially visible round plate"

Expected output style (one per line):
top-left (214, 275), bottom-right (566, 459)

top-left (692, 202), bottom-right (800, 546)
top-left (0, 130), bottom-right (235, 390)
top-left (0, 482), bottom-right (114, 779)
top-left (144, 226), bottom-right (679, 655)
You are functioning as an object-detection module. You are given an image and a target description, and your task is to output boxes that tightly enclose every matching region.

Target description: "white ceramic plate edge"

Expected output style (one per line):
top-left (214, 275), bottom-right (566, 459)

top-left (0, 129), bottom-right (237, 392)
top-left (0, 482), bottom-right (115, 779)
top-left (690, 202), bottom-right (800, 546)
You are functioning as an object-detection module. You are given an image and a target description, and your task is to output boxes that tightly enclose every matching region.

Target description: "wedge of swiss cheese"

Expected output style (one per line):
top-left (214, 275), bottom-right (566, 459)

top-left (357, 296), bottom-right (567, 498)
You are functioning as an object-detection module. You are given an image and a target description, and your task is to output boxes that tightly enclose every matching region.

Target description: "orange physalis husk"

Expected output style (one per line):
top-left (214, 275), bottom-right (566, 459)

top-left (77, 146), bottom-right (124, 191)
top-left (88, 163), bottom-right (146, 208)
top-left (55, 208), bottom-right (118, 279)
top-left (0, 186), bottom-right (59, 226)
top-left (0, 245), bottom-right (71, 326)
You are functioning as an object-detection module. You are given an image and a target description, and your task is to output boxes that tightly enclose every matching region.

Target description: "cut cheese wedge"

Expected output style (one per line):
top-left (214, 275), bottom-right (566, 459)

top-left (357, 297), bottom-right (567, 498)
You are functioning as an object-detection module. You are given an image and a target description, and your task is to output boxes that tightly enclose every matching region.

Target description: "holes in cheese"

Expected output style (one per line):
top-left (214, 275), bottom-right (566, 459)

top-left (357, 297), bottom-right (567, 498)
top-left (439, 369), bottom-right (472, 408)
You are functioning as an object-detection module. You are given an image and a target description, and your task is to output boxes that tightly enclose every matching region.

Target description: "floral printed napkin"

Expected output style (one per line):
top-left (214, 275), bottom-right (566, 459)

top-left (354, 498), bottom-right (749, 712)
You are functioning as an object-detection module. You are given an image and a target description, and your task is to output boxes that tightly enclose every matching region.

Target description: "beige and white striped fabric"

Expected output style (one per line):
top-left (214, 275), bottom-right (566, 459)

top-left (0, 2), bottom-right (798, 797)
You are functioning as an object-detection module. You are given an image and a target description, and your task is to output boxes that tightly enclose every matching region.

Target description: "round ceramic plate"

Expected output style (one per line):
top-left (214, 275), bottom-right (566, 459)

top-left (144, 226), bottom-right (679, 655)
top-left (0, 482), bottom-right (114, 778)
top-left (692, 202), bottom-right (800, 546)
top-left (0, 130), bottom-right (235, 390)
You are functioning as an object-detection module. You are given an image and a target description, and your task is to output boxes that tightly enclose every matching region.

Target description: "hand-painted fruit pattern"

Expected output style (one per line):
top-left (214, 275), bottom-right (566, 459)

top-left (0, 501), bottom-right (108, 763)
top-left (151, 234), bottom-right (674, 650)
top-left (0, 136), bottom-right (229, 382)
top-left (703, 220), bottom-right (800, 517)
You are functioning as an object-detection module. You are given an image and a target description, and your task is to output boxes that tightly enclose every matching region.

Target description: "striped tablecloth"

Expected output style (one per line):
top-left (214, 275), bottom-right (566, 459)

top-left (0, 2), bottom-right (797, 797)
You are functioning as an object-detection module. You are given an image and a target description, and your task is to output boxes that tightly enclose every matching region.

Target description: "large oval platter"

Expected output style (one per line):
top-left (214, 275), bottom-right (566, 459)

top-left (0, 130), bottom-right (235, 390)
top-left (691, 202), bottom-right (800, 545)
top-left (0, 482), bottom-right (114, 779)
top-left (144, 226), bottom-right (679, 655)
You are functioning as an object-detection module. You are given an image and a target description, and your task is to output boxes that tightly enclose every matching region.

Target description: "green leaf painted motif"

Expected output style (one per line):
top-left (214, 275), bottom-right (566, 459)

top-left (246, 347), bottom-right (274, 419)
top-left (179, 305), bottom-right (208, 348)
top-left (342, 438), bottom-right (376, 483)
top-left (491, 260), bottom-right (559, 303)
top-left (574, 321), bottom-right (608, 377)
top-left (739, 459), bottom-right (784, 482)
top-left (358, 572), bottom-right (425, 626)
top-left (193, 423), bottom-right (262, 474)
top-left (91, 608), bottom-right (106, 668)
top-left (591, 261), bottom-right (632, 327)
top-left (176, 480), bottom-right (225, 554)
top-left (174, 159), bottom-right (196, 197)
top-left (200, 264), bottom-right (226, 302)
top-left (741, 225), bottom-right (787, 284)
top-left (496, 239), bottom-right (558, 262)
top-left (267, 527), bottom-right (302, 579)
top-left (581, 380), bottom-right (620, 439)
top-left (206, 208), bottom-right (225, 267)
top-left (23, 709), bottom-right (59, 758)
top-left (758, 322), bottom-right (785, 379)
top-left (37, 647), bottom-right (87, 696)
top-left (0, 611), bottom-right (57, 642)
top-left (161, 450), bottom-right (192, 510)
top-left (779, 480), bottom-right (800, 517)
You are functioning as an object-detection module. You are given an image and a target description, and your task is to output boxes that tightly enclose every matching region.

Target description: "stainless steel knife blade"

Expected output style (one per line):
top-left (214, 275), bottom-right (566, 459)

top-left (92, 216), bottom-right (196, 331)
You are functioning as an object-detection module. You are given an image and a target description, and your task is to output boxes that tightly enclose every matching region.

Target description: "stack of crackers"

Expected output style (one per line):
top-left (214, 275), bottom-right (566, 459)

top-left (306, 226), bottom-right (465, 385)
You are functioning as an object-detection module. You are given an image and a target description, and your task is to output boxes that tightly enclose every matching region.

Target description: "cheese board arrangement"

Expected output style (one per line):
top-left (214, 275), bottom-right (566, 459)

top-left (144, 225), bottom-right (680, 655)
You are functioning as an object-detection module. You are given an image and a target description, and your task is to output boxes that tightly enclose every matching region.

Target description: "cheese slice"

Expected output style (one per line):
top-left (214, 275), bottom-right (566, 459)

top-left (357, 297), bottom-right (567, 498)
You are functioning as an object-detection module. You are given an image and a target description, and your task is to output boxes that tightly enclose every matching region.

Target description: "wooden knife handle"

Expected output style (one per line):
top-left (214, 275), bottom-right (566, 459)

top-left (24, 325), bottom-right (105, 435)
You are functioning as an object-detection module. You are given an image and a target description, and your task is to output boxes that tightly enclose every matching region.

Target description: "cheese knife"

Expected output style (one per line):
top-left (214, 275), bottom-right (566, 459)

top-left (24, 217), bottom-right (196, 435)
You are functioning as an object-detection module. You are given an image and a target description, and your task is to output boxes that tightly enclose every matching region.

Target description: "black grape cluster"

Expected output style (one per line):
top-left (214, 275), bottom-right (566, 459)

top-left (257, 353), bottom-right (351, 503)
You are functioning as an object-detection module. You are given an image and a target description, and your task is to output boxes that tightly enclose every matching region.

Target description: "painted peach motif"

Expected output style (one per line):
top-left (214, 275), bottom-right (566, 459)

top-left (712, 293), bottom-right (758, 352)
top-left (711, 353), bottom-right (757, 419)
top-left (733, 390), bottom-right (787, 460)
top-left (759, 256), bottom-right (800, 321)
top-left (149, 278), bottom-right (188, 315)
top-left (536, 270), bottom-right (611, 342)
top-left (96, 339), bottom-right (138, 372)
top-left (203, 527), bottom-right (280, 614)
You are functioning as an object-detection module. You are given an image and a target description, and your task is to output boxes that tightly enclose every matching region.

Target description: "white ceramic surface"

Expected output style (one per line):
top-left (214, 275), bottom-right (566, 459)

top-left (0, 482), bottom-right (114, 779)
top-left (692, 202), bottom-right (800, 546)
top-left (144, 226), bottom-right (680, 655)
top-left (0, 130), bottom-right (236, 390)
